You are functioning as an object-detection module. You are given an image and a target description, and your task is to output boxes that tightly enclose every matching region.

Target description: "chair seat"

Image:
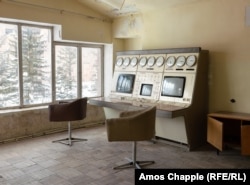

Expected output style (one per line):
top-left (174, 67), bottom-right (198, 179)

top-left (48, 98), bottom-right (88, 146)
top-left (105, 106), bottom-right (157, 169)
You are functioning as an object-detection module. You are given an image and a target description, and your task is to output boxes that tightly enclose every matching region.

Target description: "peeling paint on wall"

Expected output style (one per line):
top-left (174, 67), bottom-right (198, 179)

top-left (112, 14), bottom-right (143, 38)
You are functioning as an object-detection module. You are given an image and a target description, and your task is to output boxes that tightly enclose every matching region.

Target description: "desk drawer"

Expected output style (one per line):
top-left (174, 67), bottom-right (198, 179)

top-left (241, 125), bottom-right (250, 155)
top-left (207, 117), bottom-right (223, 151)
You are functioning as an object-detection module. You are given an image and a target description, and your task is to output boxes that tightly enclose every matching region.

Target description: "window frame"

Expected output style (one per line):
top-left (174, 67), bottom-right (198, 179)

top-left (20, 23), bottom-right (53, 107)
top-left (0, 20), bottom-right (104, 110)
top-left (53, 41), bottom-right (104, 102)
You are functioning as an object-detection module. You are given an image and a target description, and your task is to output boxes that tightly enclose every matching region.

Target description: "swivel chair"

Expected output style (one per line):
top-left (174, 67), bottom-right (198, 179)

top-left (48, 98), bottom-right (88, 146)
top-left (105, 106), bottom-right (157, 169)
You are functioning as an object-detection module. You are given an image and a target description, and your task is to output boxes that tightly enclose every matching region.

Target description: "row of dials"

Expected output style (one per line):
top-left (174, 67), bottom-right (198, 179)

top-left (116, 55), bottom-right (197, 68)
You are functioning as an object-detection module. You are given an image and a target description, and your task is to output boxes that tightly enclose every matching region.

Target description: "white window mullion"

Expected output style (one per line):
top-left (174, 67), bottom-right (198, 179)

top-left (18, 24), bottom-right (24, 106)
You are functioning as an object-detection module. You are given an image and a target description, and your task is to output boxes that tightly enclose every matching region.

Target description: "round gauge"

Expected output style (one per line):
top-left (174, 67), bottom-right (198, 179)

top-left (130, 57), bottom-right (138, 67)
top-left (186, 55), bottom-right (197, 67)
top-left (147, 56), bottom-right (155, 67)
top-left (176, 56), bottom-right (186, 67)
top-left (156, 56), bottom-right (164, 67)
top-left (165, 56), bottom-right (176, 67)
top-left (139, 57), bottom-right (147, 67)
top-left (116, 58), bottom-right (123, 66)
top-left (123, 57), bottom-right (130, 66)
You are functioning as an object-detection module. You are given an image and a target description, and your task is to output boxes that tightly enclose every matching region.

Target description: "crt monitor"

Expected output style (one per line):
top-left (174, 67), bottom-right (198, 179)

top-left (161, 76), bottom-right (186, 98)
top-left (116, 74), bottom-right (135, 94)
top-left (140, 84), bottom-right (153, 96)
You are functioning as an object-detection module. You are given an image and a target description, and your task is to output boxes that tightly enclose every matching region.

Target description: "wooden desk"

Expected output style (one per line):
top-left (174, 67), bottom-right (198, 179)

top-left (207, 111), bottom-right (250, 155)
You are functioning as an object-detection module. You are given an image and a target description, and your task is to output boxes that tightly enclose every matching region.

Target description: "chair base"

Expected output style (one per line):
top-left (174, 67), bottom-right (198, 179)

top-left (113, 157), bottom-right (155, 170)
top-left (52, 137), bottom-right (87, 146)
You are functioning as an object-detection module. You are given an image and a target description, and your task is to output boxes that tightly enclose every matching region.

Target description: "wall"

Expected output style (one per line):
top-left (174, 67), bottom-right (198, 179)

top-left (0, 0), bottom-right (112, 43)
top-left (112, 0), bottom-right (250, 114)
top-left (0, 104), bottom-right (105, 143)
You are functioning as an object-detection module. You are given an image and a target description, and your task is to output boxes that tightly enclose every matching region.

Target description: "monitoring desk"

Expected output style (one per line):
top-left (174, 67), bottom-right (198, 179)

top-left (207, 111), bottom-right (250, 155)
top-left (89, 96), bottom-right (205, 151)
top-left (94, 47), bottom-right (209, 150)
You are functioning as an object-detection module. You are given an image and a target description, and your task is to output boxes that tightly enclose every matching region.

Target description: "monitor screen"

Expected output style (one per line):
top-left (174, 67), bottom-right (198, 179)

top-left (140, 84), bottom-right (153, 96)
top-left (161, 76), bottom-right (186, 97)
top-left (116, 74), bottom-right (135, 93)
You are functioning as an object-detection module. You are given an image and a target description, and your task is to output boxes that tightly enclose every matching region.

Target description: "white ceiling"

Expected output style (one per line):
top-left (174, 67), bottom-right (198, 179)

top-left (78, 0), bottom-right (201, 18)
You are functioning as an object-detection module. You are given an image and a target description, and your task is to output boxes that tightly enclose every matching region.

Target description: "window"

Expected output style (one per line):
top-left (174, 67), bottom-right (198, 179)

top-left (0, 23), bottom-right (19, 107)
top-left (81, 47), bottom-right (102, 97)
top-left (22, 26), bottom-right (52, 105)
top-left (54, 44), bottom-right (103, 101)
top-left (55, 45), bottom-right (77, 100)
top-left (0, 21), bottom-right (104, 109)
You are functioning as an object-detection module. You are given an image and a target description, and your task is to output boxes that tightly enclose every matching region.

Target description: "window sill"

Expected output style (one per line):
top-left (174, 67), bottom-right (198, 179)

top-left (0, 106), bottom-right (48, 114)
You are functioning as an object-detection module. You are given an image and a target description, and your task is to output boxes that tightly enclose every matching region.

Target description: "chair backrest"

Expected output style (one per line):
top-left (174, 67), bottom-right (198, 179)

top-left (106, 106), bottom-right (157, 142)
top-left (49, 98), bottom-right (87, 122)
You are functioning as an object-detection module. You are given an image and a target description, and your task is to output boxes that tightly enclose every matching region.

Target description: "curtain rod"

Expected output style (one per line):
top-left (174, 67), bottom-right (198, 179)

top-left (5, 0), bottom-right (112, 23)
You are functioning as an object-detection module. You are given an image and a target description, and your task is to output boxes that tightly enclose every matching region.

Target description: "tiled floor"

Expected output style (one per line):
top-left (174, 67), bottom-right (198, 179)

top-left (0, 124), bottom-right (250, 185)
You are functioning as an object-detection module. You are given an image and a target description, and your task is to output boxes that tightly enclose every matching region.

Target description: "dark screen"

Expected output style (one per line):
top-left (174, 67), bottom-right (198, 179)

top-left (140, 84), bottom-right (153, 96)
top-left (116, 74), bottom-right (135, 93)
top-left (161, 76), bottom-right (186, 97)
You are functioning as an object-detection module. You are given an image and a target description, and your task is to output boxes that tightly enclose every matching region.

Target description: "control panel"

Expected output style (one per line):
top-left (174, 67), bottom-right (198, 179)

top-left (109, 50), bottom-right (201, 110)
top-left (132, 71), bottom-right (163, 100)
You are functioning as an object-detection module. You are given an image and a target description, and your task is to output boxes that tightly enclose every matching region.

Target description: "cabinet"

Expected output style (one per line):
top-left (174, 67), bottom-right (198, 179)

top-left (207, 111), bottom-right (250, 155)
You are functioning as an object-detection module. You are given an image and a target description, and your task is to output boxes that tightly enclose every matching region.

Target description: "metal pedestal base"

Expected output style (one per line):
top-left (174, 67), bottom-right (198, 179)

top-left (113, 157), bottom-right (155, 169)
top-left (113, 141), bottom-right (155, 170)
top-left (52, 121), bottom-right (87, 146)
top-left (52, 137), bottom-right (87, 146)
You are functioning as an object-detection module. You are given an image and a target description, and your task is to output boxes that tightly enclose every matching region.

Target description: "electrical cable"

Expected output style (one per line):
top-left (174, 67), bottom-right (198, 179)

top-left (5, 0), bottom-right (111, 23)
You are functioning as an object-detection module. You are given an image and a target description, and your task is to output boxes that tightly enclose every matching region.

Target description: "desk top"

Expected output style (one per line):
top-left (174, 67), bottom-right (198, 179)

top-left (208, 111), bottom-right (250, 121)
top-left (89, 97), bottom-right (187, 118)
